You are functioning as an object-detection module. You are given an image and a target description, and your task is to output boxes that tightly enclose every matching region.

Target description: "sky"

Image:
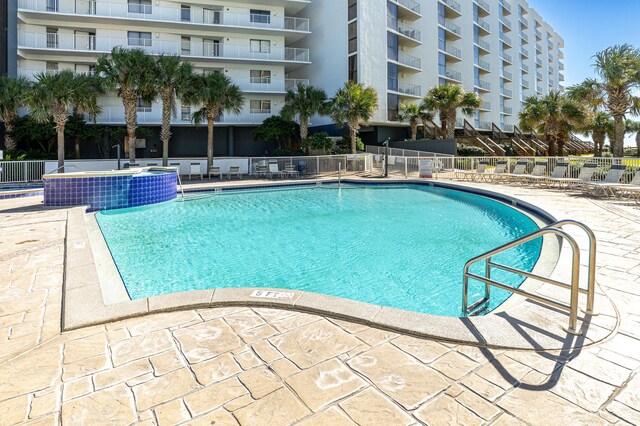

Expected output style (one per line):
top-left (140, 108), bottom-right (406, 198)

top-left (529, 0), bottom-right (640, 146)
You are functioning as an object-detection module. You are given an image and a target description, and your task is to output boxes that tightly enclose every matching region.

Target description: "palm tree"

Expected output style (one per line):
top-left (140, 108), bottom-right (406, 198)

top-left (584, 112), bottom-right (613, 157)
top-left (0, 76), bottom-right (31, 151)
top-left (328, 81), bottom-right (378, 154)
top-left (27, 71), bottom-right (101, 172)
top-left (95, 47), bottom-right (157, 162)
top-left (422, 84), bottom-right (481, 139)
top-left (519, 91), bottom-right (586, 156)
top-left (593, 44), bottom-right (640, 157)
top-left (397, 102), bottom-right (421, 141)
top-left (624, 120), bottom-right (640, 157)
top-left (154, 55), bottom-right (194, 166)
top-left (418, 104), bottom-right (436, 139)
top-left (566, 79), bottom-right (609, 156)
top-left (183, 72), bottom-right (244, 170)
top-left (280, 84), bottom-right (327, 142)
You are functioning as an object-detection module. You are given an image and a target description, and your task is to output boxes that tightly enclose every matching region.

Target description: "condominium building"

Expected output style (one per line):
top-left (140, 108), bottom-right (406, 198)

top-left (9, 0), bottom-right (564, 155)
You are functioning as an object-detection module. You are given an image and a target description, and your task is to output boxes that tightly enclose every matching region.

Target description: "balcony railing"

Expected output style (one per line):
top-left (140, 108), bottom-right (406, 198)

top-left (559, 73), bottom-right (565, 81)
top-left (559, 62), bottom-right (565, 70)
top-left (396, 52), bottom-right (422, 69)
top-left (440, 0), bottom-right (461, 14)
top-left (475, 17), bottom-right (491, 33)
top-left (396, 81), bottom-right (422, 96)
top-left (520, 31), bottom-right (529, 42)
top-left (475, 38), bottom-right (491, 52)
top-left (536, 57), bottom-right (543, 66)
top-left (501, 51), bottom-right (512, 63)
top-left (476, 120), bottom-right (492, 130)
top-left (521, 63), bottom-right (529, 72)
top-left (93, 105), bottom-right (275, 125)
top-left (387, 16), bottom-right (422, 42)
top-left (443, 68), bottom-right (462, 82)
top-left (443, 19), bottom-right (462, 36)
top-left (520, 16), bottom-right (529, 27)
top-left (537, 71), bottom-right (543, 80)
top-left (476, 58), bottom-right (491, 71)
top-left (500, 0), bottom-right (512, 13)
top-left (474, 0), bottom-right (490, 13)
top-left (18, 0), bottom-right (310, 32)
top-left (549, 66), bottom-right (554, 74)
top-left (535, 28), bottom-right (542, 39)
top-left (502, 70), bottom-right (513, 80)
top-left (396, 0), bottom-right (421, 15)
top-left (520, 47), bottom-right (529, 57)
top-left (501, 87), bottom-right (513, 97)
top-left (548, 54), bottom-right (554, 62)
top-left (480, 101), bottom-right (491, 110)
top-left (444, 44), bottom-right (462, 59)
top-left (17, 31), bottom-right (310, 63)
top-left (522, 79), bottom-right (530, 88)
top-left (501, 16), bottom-right (512, 30)
top-left (475, 79), bottom-right (491, 91)
top-left (500, 32), bottom-right (512, 46)
top-left (503, 106), bottom-right (513, 114)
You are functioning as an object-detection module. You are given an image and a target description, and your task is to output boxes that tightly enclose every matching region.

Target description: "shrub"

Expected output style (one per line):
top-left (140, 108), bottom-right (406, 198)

top-left (456, 144), bottom-right (486, 157)
top-left (334, 136), bottom-right (364, 154)
top-left (272, 148), bottom-right (305, 157)
top-left (301, 132), bottom-right (333, 152)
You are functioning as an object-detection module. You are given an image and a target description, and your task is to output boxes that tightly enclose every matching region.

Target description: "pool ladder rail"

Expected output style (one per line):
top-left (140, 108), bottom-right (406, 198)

top-left (462, 220), bottom-right (596, 335)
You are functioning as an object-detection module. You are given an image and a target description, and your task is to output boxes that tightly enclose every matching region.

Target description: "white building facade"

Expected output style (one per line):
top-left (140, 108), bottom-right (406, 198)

top-left (9, 0), bottom-right (565, 153)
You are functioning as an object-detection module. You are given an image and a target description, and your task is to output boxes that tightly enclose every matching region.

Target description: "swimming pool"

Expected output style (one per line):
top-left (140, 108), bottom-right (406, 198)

top-left (96, 184), bottom-right (542, 317)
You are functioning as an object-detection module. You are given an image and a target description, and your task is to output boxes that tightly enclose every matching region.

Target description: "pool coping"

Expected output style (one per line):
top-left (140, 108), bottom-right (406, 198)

top-left (62, 179), bottom-right (619, 350)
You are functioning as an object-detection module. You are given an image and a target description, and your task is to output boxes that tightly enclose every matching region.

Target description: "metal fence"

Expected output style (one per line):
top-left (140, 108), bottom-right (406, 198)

top-left (0, 161), bottom-right (45, 183)
top-left (365, 145), bottom-right (454, 158)
top-left (248, 154), bottom-right (373, 176)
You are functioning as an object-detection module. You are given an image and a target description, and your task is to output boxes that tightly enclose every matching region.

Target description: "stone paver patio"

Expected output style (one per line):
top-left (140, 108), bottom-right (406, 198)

top-left (1, 180), bottom-right (640, 425)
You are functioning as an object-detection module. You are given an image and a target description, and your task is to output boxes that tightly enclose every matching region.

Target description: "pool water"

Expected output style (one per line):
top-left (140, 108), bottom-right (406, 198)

top-left (96, 184), bottom-right (542, 316)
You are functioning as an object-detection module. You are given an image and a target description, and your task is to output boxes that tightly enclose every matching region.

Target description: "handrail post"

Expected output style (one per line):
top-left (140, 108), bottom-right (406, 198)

top-left (485, 257), bottom-right (491, 300)
top-left (462, 272), bottom-right (469, 315)
top-left (565, 235), bottom-right (581, 334)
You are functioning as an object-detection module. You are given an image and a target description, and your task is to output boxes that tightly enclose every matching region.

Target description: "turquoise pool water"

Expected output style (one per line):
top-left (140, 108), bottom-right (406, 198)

top-left (96, 184), bottom-right (542, 317)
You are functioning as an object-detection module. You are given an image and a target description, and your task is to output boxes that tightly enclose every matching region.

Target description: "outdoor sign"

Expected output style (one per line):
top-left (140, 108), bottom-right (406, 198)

top-left (250, 290), bottom-right (295, 300)
top-left (419, 158), bottom-right (434, 178)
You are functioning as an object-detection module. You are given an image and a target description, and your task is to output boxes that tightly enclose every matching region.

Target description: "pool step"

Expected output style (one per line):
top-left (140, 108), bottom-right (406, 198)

top-left (466, 297), bottom-right (490, 316)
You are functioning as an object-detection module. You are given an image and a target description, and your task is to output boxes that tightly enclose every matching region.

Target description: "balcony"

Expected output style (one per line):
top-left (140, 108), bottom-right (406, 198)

top-left (475, 79), bottom-right (491, 91)
top-left (502, 106), bottom-right (513, 115)
top-left (501, 51), bottom-right (512, 63)
top-left (93, 105), bottom-right (276, 125)
top-left (441, 67), bottom-right (462, 82)
top-left (503, 123), bottom-right (514, 132)
top-left (440, 0), bottom-right (462, 15)
top-left (500, 32), bottom-right (512, 47)
top-left (393, 0), bottom-right (421, 19)
top-left (480, 101), bottom-right (491, 110)
top-left (475, 38), bottom-right (491, 53)
top-left (388, 16), bottom-right (422, 44)
top-left (501, 16), bottom-right (512, 31)
top-left (17, 31), bottom-right (311, 64)
top-left (475, 17), bottom-right (491, 34)
top-left (521, 63), bottom-right (529, 73)
top-left (559, 72), bottom-right (565, 81)
top-left (520, 31), bottom-right (529, 43)
top-left (520, 47), bottom-right (529, 58)
top-left (18, 0), bottom-right (310, 35)
top-left (500, 0), bottom-right (512, 14)
top-left (548, 54), bottom-right (554, 62)
top-left (476, 58), bottom-right (491, 71)
top-left (536, 44), bottom-right (542, 54)
top-left (394, 81), bottom-right (422, 97)
top-left (502, 70), bottom-right (513, 81)
top-left (501, 87), bottom-right (513, 98)
top-left (535, 28), bottom-right (542, 39)
top-left (395, 52), bottom-right (422, 70)
top-left (443, 43), bottom-right (462, 60)
top-left (536, 71), bottom-right (543, 80)
top-left (442, 19), bottom-right (462, 37)
top-left (476, 120), bottom-right (492, 130)
top-left (549, 66), bottom-right (554, 74)
top-left (559, 62), bottom-right (565, 70)
top-left (522, 79), bottom-right (530, 88)
top-left (520, 16), bottom-right (529, 28)
top-left (536, 57), bottom-right (543, 66)
top-left (559, 50), bottom-right (565, 59)
top-left (474, 0), bottom-right (490, 14)
top-left (549, 79), bottom-right (555, 87)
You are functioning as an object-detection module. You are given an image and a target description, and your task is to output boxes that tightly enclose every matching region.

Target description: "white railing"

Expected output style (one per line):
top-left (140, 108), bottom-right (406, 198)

top-left (388, 16), bottom-right (422, 42)
top-left (396, 52), bottom-right (421, 69)
top-left (480, 102), bottom-right (491, 110)
top-left (396, 81), bottom-right (422, 96)
top-left (476, 38), bottom-right (491, 52)
top-left (444, 19), bottom-right (462, 36)
top-left (396, 0), bottom-right (421, 14)
top-left (441, 0), bottom-right (461, 13)
top-left (475, 17), bottom-right (491, 32)
top-left (18, 0), bottom-right (310, 32)
top-left (501, 88), bottom-right (513, 97)
top-left (444, 68), bottom-right (462, 82)
top-left (500, 32), bottom-right (512, 46)
top-left (502, 70), bottom-right (513, 80)
top-left (445, 44), bottom-right (462, 59)
top-left (520, 32), bottom-right (529, 42)
top-left (17, 31), bottom-right (310, 63)
top-left (475, 0), bottom-right (491, 13)
top-left (477, 58), bottom-right (491, 71)
top-left (284, 79), bottom-right (310, 91)
top-left (522, 63), bottom-right (529, 72)
top-left (248, 154), bottom-right (373, 176)
top-left (92, 106), bottom-right (275, 125)
top-left (501, 16), bottom-right (512, 30)
top-left (366, 146), bottom-right (453, 158)
top-left (476, 79), bottom-right (491, 91)
top-left (0, 161), bottom-right (45, 183)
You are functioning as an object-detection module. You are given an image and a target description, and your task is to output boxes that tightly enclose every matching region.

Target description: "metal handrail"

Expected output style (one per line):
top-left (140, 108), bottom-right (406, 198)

top-left (462, 220), bottom-right (596, 335)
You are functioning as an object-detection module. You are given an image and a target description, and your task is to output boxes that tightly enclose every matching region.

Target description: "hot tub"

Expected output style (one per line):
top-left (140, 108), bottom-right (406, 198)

top-left (43, 167), bottom-right (177, 211)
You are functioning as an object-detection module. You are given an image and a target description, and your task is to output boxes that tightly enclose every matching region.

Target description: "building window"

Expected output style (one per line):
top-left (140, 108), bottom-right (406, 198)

top-left (250, 39), bottom-right (271, 53)
top-left (47, 0), bottom-right (58, 12)
top-left (203, 39), bottom-right (220, 57)
top-left (348, 0), bottom-right (357, 21)
top-left (387, 93), bottom-right (399, 122)
top-left (181, 106), bottom-right (191, 121)
top-left (45, 62), bottom-right (59, 74)
top-left (181, 5), bottom-right (191, 22)
top-left (387, 32), bottom-right (398, 61)
top-left (137, 98), bottom-right (152, 113)
top-left (46, 27), bottom-right (58, 49)
top-left (250, 100), bottom-right (271, 114)
top-left (250, 70), bottom-right (271, 84)
top-left (181, 37), bottom-right (191, 55)
top-left (203, 68), bottom-right (221, 75)
top-left (203, 8), bottom-right (221, 24)
top-left (348, 55), bottom-right (358, 82)
top-left (387, 62), bottom-right (398, 92)
top-left (438, 52), bottom-right (446, 76)
top-left (128, 31), bottom-right (152, 47)
top-left (348, 21), bottom-right (357, 54)
top-left (250, 10), bottom-right (271, 24)
top-left (128, 0), bottom-right (151, 14)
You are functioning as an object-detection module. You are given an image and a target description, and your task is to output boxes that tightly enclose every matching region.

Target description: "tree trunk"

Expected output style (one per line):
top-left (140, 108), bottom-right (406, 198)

top-left (57, 124), bottom-right (65, 173)
top-left (207, 114), bottom-right (215, 170)
top-left (557, 139), bottom-right (564, 157)
top-left (613, 115), bottom-right (625, 158)
top-left (160, 90), bottom-right (173, 167)
top-left (3, 116), bottom-right (17, 151)
top-left (300, 119), bottom-right (309, 141)
top-left (123, 92), bottom-right (138, 162)
top-left (593, 130), bottom-right (605, 157)
top-left (546, 134), bottom-right (556, 157)
top-left (410, 122), bottom-right (417, 141)
top-left (421, 119), bottom-right (428, 139)
top-left (349, 123), bottom-right (358, 154)
top-left (636, 132), bottom-right (640, 157)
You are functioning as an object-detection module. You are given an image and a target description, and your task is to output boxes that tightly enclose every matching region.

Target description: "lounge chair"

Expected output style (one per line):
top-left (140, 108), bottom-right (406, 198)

top-left (484, 161), bottom-right (509, 183)
top-left (268, 162), bottom-right (282, 179)
top-left (528, 162), bottom-right (568, 187)
top-left (609, 169), bottom-right (640, 199)
top-left (209, 166), bottom-right (222, 180)
top-left (502, 161), bottom-right (529, 184)
top-left (545, 163), bottom-right (597, 189)
top-left (455, 160), bottom-right (488, 181)
top-left (582, 164), bottom-right (627, 197)
top-left (520, 162), bottom-right (547, 185)
top-left (228, 166), bottom-right (241, 180)
top-left (283, 163), bottom-right (300, 178)
top-left (189, 162), bottom-right (202, 180)
top-left (254, 164), bottom-right (269, 178)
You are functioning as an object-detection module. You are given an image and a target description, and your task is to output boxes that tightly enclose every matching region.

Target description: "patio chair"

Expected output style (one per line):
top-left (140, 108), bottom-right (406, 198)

top-left (208, 166), bottom-right (222, 180)
top-left (189, 162), bottom-right (203, 180)
top-left (545, 163), bottom-right (597, 189)
top-left (455, 160), bottom-right (488, 181)
top-left (283, 163), bottom-right (300, 178)
top-left (609, 169), bottom-right (640, 199)
top-left (502, 161), bottom-right (529, 184)
top-left (268, 162), bottom-right (282, 179)
top-left (528, 162), bottom-right (568, 187)
top-left (484, 161), bottom-right (509, 183)
top-left (228, 166), bottom-right (241, 180)
top-left (254, 164), bottom-right (269, 178)
top-left (581, 164), bottom-right (627, 197)
top-left (521, 162), bottom-right (547, 185)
